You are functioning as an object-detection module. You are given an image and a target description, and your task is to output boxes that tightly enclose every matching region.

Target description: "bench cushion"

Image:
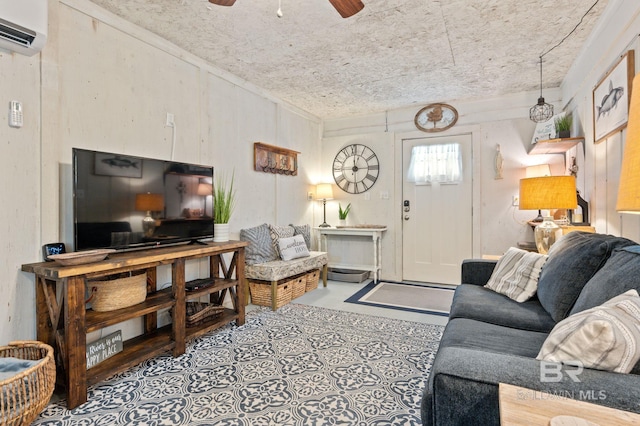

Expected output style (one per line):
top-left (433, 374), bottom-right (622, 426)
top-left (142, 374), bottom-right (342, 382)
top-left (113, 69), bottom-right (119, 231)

top-left (245, 251), bottom-right (328, 282)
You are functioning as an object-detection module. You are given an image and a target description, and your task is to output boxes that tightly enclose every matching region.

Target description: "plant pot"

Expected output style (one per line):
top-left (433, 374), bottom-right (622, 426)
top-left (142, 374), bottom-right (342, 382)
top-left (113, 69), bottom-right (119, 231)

top-left (213, 223), bottom-right (230, 242)
top-left (338, 219), bottom-right (347, 227)
top-left (558, 130), bottom-right (570, 138)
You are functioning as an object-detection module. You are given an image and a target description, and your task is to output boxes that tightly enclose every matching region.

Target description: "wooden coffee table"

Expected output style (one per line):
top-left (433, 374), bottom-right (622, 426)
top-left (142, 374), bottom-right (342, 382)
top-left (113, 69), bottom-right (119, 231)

top-left (499, 383), bottom-right (640, 425)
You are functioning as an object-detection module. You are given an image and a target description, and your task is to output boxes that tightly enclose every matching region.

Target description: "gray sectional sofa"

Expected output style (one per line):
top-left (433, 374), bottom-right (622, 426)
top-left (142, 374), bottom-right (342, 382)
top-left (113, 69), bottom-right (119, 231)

top-left (422, 231), bottom-right (640, 425)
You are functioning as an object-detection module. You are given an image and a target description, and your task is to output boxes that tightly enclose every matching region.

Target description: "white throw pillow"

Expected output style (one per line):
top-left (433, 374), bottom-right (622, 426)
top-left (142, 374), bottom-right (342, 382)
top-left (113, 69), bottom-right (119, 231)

top-left (277, 235), bottom-right (310, 261)
top-left (484, 247), bottom-right (547, 302)
top-left (536, 289), bottom-right (640, 374)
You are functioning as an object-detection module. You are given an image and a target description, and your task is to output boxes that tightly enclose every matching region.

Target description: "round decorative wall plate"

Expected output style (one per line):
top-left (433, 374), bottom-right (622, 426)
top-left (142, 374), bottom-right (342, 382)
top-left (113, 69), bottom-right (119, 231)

top-left (414, 103), bottom-right (458, 132)
top-left (332, 144), bottom-right (379, 194)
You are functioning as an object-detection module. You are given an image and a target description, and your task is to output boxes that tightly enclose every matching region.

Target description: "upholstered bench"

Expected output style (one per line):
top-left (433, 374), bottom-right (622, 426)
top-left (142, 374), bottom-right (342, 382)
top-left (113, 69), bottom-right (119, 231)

top-left (240, 223), bottom-right (329, 310)
top-left (245, 251), bottom-right (329, 310)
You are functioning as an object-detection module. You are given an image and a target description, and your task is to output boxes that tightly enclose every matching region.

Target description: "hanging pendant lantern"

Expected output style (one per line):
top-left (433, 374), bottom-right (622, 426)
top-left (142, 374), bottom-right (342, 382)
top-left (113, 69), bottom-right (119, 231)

top-left (529, 56), bottom-right (554, 123)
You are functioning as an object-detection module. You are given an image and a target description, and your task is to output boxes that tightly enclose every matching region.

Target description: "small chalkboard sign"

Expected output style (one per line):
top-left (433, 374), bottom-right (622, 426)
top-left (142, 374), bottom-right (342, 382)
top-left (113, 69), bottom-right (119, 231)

top-left (86, 330), bottom-right (123, 369)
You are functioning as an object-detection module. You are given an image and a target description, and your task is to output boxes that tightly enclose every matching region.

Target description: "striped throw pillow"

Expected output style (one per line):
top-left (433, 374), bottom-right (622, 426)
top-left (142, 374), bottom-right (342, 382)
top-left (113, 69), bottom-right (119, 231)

top-left (537, 289), bottom-right (640, 373)
top-left (484, 247), bottom-right (547, 302)
top-left (240, 223), bottom-right (279, 265)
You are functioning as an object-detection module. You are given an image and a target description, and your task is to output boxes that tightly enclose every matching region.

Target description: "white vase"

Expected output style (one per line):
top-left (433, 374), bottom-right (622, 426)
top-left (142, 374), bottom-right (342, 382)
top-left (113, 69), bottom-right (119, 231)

top-left (213, 223), bottom-right (230, 242)
top-left (338, 219), bottom-right (347, 227)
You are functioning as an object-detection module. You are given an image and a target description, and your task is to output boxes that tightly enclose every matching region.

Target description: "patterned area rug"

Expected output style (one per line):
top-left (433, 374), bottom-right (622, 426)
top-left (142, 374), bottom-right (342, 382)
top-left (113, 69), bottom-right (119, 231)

top-left (35, 304), bottom-right (444, 425)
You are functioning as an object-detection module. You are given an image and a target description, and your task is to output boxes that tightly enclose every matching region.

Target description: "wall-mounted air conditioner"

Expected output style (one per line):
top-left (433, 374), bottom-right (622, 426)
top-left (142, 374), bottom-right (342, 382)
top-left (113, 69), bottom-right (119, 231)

top-left (0, 0), bottom-right (47, 56)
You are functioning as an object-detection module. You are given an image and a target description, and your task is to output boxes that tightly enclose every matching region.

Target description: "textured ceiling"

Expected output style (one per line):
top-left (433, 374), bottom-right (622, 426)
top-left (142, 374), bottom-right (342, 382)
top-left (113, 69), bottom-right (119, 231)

top-left (89, 0), bottom-right (609, 119)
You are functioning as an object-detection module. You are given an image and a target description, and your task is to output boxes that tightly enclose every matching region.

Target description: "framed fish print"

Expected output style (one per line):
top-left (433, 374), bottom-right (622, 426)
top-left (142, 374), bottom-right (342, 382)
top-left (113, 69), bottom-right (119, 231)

top-left (94, 153), bottom-right (143, 178)
top-left (593, 50), bottom-right (635, 144)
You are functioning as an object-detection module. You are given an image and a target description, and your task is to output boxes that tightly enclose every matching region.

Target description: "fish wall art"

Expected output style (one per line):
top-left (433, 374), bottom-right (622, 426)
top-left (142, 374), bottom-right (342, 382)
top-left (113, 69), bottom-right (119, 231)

top-left (593, 50), bottom-right (635, 143)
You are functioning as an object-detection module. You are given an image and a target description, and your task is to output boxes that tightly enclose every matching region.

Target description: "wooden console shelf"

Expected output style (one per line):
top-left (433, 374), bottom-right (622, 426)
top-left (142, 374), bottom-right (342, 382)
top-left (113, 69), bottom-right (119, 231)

top-left (22, 240), bottom-right (248, 409)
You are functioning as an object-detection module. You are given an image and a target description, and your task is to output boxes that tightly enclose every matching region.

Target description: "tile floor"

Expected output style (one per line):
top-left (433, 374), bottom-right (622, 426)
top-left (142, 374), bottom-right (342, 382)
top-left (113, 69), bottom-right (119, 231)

top-left (247, 279), bottom-right (450, 327)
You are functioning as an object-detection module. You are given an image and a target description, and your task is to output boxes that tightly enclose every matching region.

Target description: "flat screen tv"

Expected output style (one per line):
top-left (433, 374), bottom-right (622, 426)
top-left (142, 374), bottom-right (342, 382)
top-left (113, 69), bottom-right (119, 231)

top-left (73, 148), bottom-right (214, 251)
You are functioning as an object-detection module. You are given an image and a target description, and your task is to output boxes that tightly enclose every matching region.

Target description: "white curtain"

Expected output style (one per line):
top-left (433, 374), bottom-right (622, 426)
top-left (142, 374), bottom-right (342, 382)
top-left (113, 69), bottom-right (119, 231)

top-left (407, 143), bottom-right (462, 184)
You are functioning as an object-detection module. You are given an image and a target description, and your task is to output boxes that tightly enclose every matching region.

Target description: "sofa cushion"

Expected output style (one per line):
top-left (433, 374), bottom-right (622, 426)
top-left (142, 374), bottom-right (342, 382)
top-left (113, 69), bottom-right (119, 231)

top-left (245, 251), bottom-right (328, 282)
top-left (449, 284), bottom-right (556, 333)
top-left (440, 318), bottom-right (549, 358)
top-left (538, 289), bottom-right (640, 374)
top-left (484, 247), bottom-right (547, 302)
top-left (277, 235), bottom-right (310, 261)
top-left (239, 223), bottom-right (278, 265)
top-left (536, 232), bottom-right (635, 322)
top-left (571, 245), bottom-right (640, 315)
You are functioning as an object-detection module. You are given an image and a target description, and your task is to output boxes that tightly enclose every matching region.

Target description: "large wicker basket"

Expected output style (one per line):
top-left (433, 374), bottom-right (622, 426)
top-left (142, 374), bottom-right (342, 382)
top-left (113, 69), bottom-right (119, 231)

top-left (88, 271), bottom-right (147, 312)
top-left (0, 341), bottom-right (56, 426)
top-left (305, 269), bottom-right (320, 292)
top-left (249, 280), bottom-right (292, 309)
top-left (290, 275), bottom-right (306, 299)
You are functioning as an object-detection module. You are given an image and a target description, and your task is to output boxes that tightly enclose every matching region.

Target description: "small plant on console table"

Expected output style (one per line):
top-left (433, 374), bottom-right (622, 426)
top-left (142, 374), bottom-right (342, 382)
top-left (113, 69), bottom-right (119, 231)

top-left (338, 203), bottom-right (351, 226)
top-left (213, 171), bottom-right (236, 242)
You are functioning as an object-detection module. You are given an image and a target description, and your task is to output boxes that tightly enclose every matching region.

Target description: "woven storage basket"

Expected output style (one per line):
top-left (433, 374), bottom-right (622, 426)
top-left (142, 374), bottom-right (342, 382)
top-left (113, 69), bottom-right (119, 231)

top-left (88, 271), bottom-right (147, 312)
top-left (185, 302), bottom-right (224, 326)
top-left (249, 279), bottom-right (292, 309)
top-left (0, 341), bottom-right (55, 426)
top-left (305, 269), bottom-right (320, 292)
top-left (291, 275), bottom-right (306, 299)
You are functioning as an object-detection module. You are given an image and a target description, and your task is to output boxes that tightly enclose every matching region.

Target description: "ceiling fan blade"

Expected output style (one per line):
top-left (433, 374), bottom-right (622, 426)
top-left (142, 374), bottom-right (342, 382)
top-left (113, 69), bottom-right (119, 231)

top-left (328, 0), bottom-right (364, 18)
top-left (208, 0), bottom-right (236, 6)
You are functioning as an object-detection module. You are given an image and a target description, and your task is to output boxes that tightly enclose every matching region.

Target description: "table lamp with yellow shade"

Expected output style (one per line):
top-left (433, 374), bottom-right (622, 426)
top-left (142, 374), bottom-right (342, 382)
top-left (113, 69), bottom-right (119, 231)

top-left (617, 72), bottom-right (640, 214)
top-left (519, 176), bottom-right (577, 253)
top-left (135, 193), bottom-right (164, 237)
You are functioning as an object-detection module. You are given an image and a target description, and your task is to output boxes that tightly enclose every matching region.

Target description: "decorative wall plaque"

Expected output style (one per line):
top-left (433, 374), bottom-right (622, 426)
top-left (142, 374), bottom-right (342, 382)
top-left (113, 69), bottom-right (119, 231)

top-left (254, 142), bottom-right (299, 176)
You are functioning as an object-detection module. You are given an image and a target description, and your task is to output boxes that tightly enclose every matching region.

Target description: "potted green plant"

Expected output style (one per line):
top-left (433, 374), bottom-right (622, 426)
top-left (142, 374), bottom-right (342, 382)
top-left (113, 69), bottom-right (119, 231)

top-left (213, 171), bottom-right (236, 242)
top-left (554, 114), bottom-right (573, 138)
top-left (338, 203), bottom-right (351, 226)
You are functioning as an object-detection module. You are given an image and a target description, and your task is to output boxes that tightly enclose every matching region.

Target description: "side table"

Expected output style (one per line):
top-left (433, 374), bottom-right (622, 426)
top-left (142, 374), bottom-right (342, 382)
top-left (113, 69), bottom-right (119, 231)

top-left (314, 226), bottom-right (386, 283)
top-left (499, 383), bottom-right (640, 425)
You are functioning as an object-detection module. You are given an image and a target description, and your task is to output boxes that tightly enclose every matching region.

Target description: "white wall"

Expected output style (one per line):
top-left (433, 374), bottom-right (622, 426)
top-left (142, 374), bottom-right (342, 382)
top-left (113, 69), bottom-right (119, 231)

top-left (3, 0), bottom-right (639, 344)
top-left (322, 90), bottom-right (566, 281)
top-left (1, 0), bottom-right (322, 344)
top-left (562, 0), bottom-right (640, 241)
top-left (0, 51), bottom-right (41, 345)
top-left (321, 0), bottom-right (640, 282)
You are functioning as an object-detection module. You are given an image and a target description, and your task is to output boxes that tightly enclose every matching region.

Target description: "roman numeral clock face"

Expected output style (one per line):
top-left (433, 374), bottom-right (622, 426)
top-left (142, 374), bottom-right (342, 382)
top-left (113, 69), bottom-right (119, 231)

top-left (332, 144), bottom-right (379, 194)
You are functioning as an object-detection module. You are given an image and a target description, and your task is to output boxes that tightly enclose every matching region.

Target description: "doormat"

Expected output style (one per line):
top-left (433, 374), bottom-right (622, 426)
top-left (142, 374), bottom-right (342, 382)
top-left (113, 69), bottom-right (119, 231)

top-left (345, 280), bottom-right (455, 316)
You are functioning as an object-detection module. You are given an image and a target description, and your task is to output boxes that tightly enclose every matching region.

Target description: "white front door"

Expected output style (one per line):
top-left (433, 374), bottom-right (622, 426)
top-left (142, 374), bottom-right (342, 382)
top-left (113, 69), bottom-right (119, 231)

top-left (402, 134), bottom-right (473, 284)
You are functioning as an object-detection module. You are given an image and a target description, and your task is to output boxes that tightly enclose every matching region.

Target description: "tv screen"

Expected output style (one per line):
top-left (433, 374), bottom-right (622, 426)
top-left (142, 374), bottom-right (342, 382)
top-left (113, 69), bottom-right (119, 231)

top-left (73, 148), bottom-right (214, 251)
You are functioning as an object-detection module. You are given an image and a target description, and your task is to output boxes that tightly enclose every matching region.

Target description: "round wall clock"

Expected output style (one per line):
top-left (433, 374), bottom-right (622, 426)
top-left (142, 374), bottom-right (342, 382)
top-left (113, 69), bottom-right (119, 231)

top-left (414, 103), bottom-right (458, 132)
top-left (332, 144), bottom-right (379, 194)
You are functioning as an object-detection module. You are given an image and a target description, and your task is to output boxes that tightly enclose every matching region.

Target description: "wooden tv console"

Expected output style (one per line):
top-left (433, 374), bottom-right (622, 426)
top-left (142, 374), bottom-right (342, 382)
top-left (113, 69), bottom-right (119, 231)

top-left (22, 240), bottom-right (248, 409)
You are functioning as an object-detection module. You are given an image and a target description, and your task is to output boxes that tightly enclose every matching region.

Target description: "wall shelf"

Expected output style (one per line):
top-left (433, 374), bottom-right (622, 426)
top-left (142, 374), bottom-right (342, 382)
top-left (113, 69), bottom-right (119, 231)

top-left (528, 137), bottom-right (584, 155)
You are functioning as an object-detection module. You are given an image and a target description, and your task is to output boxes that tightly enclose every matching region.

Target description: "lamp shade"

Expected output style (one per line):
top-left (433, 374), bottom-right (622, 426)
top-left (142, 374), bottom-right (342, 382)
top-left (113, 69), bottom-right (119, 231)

top-left (197, 182), bottom-right (213, 196)
top-left (617, 72), bottom-right (640, 213)
top-left (316, 183), bottom-right (334, 200)
top-left (135, 193), bottom-right (164, 212)
top-left (519, 176), bottom-right (577, 210)
top-left (525, 164), bottom-right (551, 178)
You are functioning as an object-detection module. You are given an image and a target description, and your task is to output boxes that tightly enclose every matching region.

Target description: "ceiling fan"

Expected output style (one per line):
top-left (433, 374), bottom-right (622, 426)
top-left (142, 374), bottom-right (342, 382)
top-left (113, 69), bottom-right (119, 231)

top-left (208, 0), bottom-right (365, 18)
